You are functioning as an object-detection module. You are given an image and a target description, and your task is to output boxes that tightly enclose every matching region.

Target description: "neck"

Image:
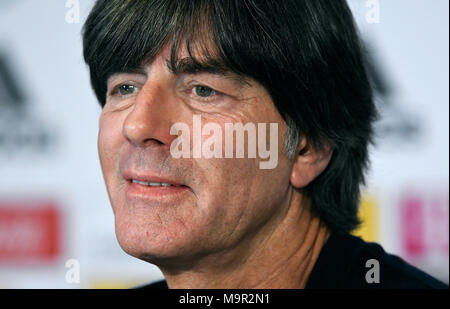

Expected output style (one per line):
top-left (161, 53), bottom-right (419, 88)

top-left (160, 191), bottom-right (330, 289)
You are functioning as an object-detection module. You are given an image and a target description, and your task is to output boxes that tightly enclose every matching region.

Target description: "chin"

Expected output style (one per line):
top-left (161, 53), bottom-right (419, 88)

top-left (114, 218), bottom-right (202, 264)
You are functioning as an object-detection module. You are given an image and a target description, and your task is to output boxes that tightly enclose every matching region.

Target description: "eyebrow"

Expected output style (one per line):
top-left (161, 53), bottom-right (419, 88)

top-left (166, 57), bottom-right (251, 87)
top-left (108, 67), bottom-right (147, 80)
top-left (107, 57), bottom-right (251, 87)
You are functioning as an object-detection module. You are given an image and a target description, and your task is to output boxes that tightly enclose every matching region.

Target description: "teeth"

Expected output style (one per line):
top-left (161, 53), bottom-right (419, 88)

top-left (132, 180), bottom-right (174, 187)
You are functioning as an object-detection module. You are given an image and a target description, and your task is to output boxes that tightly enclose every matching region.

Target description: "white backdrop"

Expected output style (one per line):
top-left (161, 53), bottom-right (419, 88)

top-left (0, 0), bottom-right (448, 288)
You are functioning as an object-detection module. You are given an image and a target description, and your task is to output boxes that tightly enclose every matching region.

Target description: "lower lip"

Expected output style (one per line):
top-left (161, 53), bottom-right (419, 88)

top-left (126, 181), bottom-right (191, 199)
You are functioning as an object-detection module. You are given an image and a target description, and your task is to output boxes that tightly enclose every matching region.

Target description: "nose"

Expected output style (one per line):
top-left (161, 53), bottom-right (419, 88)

top-left (122, 78), bottom-right (178, 149)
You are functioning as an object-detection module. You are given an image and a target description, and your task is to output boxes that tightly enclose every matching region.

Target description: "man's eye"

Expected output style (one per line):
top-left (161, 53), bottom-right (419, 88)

top-left (194, 85), bottom-right (215, 98)
top-left (117, 84), bottom-right (136, 96)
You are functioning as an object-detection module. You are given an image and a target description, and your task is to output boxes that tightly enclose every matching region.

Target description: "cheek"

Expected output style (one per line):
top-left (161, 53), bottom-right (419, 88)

top-left (189, 153), bottom-right (291, 250)
top-left (98, 113), bottom-right (126, 199)
top-left (193, 100), bottom-right (292, 233)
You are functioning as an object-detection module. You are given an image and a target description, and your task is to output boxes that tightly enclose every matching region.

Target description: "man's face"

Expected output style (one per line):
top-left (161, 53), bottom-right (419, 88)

top-left (98, 44), bottom-right (294, 265)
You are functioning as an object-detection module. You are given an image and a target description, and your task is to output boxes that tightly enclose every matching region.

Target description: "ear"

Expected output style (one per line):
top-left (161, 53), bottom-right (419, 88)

top-left (290, 137), bottom-right (333, 189)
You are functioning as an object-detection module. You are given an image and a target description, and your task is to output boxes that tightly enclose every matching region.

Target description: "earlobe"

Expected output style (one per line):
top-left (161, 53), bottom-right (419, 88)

top-left (290, 138), bottom-right (333, 189)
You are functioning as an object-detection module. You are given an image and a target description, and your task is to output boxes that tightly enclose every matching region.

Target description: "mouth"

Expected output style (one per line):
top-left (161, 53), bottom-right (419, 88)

top-left (130, 179), bottom-right (184, 187)
top-left (123, 171), bottom-right (192, 199)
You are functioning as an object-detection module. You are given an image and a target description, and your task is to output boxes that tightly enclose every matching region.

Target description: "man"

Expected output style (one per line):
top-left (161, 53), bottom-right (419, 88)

top-left (82, 0), bottom-right (447, 288)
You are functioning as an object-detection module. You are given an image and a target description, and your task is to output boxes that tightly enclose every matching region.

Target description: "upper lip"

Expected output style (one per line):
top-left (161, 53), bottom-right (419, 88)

top-left (122, 170), bottom-right (186, 187)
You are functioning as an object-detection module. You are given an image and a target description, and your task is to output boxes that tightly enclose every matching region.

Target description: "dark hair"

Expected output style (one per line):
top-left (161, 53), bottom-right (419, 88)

top-left (83, 0), bottom-right (378, 233)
